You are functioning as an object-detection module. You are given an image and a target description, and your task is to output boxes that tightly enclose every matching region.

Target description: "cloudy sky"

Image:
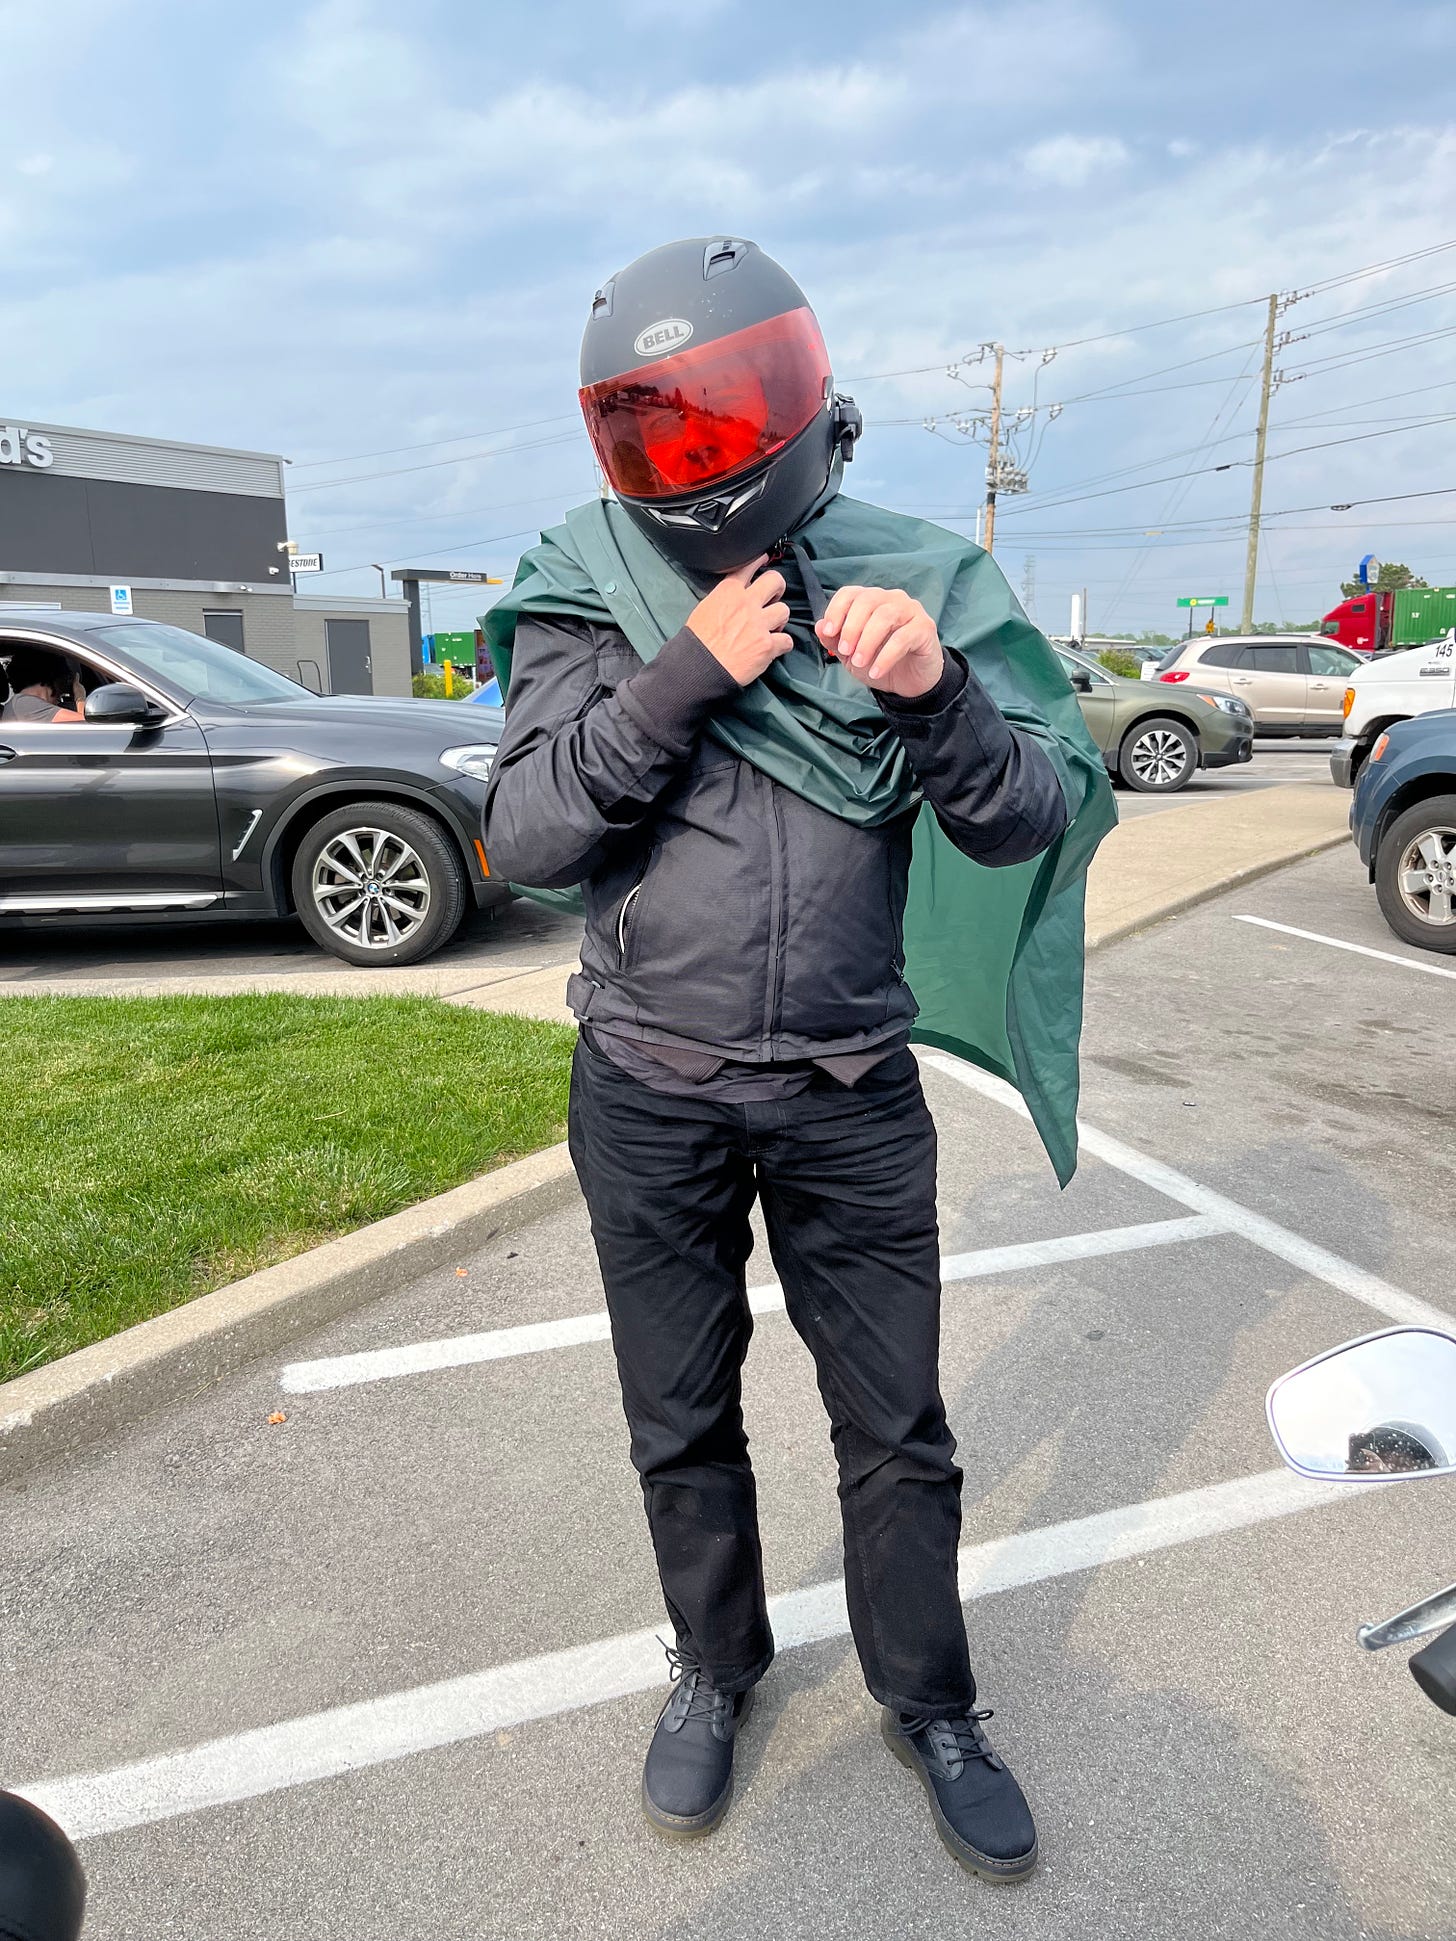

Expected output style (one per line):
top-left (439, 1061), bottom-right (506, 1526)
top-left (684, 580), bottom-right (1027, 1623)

top-left (5, 0), bottom-right (1456, 635)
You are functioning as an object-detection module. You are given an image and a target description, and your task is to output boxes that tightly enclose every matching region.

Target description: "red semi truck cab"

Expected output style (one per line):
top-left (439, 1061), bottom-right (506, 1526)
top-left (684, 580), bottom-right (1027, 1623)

top-left (1321, 585), bottom-right (1456, 654)
top-left (1320, 592), bottom-right (1387, 653)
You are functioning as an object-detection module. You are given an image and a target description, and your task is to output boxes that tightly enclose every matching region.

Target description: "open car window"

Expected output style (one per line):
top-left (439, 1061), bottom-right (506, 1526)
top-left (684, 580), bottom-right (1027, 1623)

top-left (88, 622), bottom-right (310, 704)
top-left (0, 641), bottom-right (111, 721)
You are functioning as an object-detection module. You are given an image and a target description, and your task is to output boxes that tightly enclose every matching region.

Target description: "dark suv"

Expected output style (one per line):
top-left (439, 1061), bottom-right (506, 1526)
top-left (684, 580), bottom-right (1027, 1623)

top-left (0, 609), bottom-right (507, 965)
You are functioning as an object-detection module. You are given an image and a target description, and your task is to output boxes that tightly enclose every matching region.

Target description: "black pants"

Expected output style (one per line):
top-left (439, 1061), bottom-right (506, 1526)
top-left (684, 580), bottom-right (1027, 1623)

top-left (568, 1035), bottom-right (976, 1715)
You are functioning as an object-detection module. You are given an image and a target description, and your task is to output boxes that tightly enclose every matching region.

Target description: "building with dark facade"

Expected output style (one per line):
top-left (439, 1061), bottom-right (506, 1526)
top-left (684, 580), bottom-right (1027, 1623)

top-left (0, 418), bottom-right (409, 695)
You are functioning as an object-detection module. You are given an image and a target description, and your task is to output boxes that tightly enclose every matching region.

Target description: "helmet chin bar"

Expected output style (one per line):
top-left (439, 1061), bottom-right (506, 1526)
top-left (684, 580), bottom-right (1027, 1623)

top-left (637, 470), bottom-right (770, 537)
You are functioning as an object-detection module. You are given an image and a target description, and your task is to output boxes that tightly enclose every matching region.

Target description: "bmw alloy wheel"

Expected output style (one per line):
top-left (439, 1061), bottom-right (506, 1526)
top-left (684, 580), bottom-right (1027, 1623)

top-left (310, 827), bottom-right (432, 951)
top-left (1395, 823), bottom-right (1456, 930)
top-left (1129, 727), bottom-right (1191, 788)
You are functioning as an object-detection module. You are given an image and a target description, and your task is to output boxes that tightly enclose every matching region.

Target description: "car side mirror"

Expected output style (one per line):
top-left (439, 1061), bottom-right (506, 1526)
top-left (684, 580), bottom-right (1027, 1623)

top-left (1069, 670), bottom-right (1093, 693)
top-left (1267, 1327), bottom-right (1456, 1480)
top-left (84, 684), bottom-right (166, 727)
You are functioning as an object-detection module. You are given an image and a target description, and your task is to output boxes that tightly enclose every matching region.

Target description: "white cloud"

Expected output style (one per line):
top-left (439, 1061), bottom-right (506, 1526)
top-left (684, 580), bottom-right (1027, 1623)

top-left (1019, 134), bottom-right (1131, 187)
top-left (4, 0), bottom-right (1455, 628)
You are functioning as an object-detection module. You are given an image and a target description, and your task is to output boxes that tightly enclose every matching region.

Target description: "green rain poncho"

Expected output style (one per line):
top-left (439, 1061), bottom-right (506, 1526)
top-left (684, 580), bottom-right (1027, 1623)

top-left (483, 494), bottom-right (1116, 1185)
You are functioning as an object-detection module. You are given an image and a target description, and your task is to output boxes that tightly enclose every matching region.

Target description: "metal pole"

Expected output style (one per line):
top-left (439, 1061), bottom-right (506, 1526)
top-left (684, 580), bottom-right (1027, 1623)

top-left (1241, 294), bottom-right (1279, 632)
top-left (403, 580), bottom-right (424, 677)
top-left (371, 563), bottom-right (387, 599)
top-left (983, 343), bottom-right (1005, 555)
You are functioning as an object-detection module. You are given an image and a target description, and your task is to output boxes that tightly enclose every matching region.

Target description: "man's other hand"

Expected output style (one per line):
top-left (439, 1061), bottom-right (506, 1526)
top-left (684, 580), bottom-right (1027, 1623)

top-left (687, 558), bottom-right (793, 687)
top-left (817, 585), bottom-right (945, 700)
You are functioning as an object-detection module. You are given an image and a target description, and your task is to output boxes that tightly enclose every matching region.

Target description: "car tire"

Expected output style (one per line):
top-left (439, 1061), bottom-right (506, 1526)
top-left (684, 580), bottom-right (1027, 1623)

top-left (1373, 794), bottom-right (1456, 956)
top-left (291, 800), bottom-right (468, 967)
top-left (1118, 717), bottom-right (1197, 793)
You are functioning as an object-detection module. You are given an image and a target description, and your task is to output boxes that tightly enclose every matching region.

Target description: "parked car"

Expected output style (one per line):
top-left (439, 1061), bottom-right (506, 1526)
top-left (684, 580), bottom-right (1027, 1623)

top-left (0, 609), bottom-right (507, 966)
top-left (1152, 635), bottom-right (1362, 735)
top-left (1331, 632), bottom-right (1456, 788)
top-left (1047, 636), bottom-right (1168, 678)
top-left (1054, 644), bottom-right (1253, 793)
top-left (1351, 709), bottom-right (1456, 954)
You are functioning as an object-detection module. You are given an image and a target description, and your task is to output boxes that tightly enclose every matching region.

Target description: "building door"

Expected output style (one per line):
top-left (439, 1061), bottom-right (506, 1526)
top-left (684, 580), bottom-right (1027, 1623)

top-left (203, 609), bottom-right (246, 655)
top-left (326, 619), bottom-right (373, 695)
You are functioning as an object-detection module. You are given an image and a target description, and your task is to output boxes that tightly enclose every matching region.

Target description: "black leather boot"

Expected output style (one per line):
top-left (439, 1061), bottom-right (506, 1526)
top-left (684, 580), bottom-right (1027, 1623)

top-left (641, 1647), bottom-right (754, 1837)
top-left (882, 1706), bottom-right (1038, 1881)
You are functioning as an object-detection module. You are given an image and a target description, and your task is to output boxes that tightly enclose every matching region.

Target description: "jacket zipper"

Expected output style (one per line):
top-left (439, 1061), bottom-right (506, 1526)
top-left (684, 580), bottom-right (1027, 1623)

top-left (760, 772), bottom-right (788, 1048)
top-left (616, 881), bottom-right (643, 960)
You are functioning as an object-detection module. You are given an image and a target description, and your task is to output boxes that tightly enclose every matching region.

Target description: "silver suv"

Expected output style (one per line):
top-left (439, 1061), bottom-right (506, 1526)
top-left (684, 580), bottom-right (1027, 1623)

top-left (1153, 635), bottom-right (1363, 736)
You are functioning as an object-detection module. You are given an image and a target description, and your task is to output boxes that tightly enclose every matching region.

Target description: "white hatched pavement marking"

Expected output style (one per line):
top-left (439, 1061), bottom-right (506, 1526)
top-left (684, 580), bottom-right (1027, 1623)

top-left (18, 1468), bottom-right (1348, 1841)
top-left (279, 1215), bottom-right (1223, 1394)
top-left (1233, 913), bottom-right (1456, 982)
top-left (922, 1053), bottom-right (1453, 1331)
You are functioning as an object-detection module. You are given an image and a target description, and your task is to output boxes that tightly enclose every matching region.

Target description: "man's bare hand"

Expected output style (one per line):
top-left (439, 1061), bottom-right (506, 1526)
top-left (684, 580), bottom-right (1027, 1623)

top-left (816, 585), bottom-right (944, 699)
top-left (687, 557), bottom-right (793, 687)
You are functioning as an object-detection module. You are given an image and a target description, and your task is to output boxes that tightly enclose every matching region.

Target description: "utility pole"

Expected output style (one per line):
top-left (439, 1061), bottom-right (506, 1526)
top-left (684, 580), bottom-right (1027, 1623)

top-left (1241, 294), bottom-right (1279, 633)
top-left (982, 343), bottom-right (1005, 554)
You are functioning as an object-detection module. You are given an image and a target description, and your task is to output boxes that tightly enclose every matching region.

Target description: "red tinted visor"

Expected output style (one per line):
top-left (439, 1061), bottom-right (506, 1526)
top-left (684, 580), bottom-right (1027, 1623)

top-left (580, 307), bottom-right (832, 500)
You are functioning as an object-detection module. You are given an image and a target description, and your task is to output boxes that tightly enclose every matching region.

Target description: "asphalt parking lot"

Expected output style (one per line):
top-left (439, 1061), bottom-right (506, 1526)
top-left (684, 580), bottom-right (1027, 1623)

top-left (0, 742), bottom-right (1330, 986)
top-left (5, 839), bottom-right (1454, 1940)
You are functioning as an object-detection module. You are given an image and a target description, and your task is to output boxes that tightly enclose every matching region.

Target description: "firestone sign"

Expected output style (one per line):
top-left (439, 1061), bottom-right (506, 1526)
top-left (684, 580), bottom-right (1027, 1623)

top-left (0, 425), bottom-right (55, 470)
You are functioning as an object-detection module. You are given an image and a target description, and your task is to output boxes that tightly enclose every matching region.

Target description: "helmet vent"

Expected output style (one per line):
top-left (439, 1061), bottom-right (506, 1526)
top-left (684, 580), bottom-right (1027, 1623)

top-left (589, 277), bottom-right (616, 320)
top-left (703, 238), bottom-right (748, 280)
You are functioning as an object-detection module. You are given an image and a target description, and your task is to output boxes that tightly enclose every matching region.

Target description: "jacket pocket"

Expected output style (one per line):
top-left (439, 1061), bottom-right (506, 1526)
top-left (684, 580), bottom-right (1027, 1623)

top-left (615, 850), bottom-right (655, 966)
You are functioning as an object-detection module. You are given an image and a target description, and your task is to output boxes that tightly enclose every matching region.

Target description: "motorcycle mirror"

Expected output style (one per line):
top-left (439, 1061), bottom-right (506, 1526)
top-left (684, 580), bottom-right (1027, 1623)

top-left (1267, 1327), bottom-right (1456, 1481)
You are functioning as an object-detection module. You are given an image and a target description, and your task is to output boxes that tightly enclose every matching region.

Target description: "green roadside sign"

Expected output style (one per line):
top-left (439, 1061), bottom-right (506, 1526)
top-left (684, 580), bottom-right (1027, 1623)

top-left (1177, 596), bottom-right (1230, 608)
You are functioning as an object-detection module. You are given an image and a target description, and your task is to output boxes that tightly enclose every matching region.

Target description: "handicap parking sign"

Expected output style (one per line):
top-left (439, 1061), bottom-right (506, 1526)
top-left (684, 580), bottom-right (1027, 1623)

top-left (109, 585), bottom-right (133, 616)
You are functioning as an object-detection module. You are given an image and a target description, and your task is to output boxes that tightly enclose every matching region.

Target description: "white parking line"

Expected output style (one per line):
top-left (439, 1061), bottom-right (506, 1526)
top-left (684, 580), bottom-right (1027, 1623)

top-left (17, 1466), bottom-right (1350, 1841)
top-left (1233, 913), bottom-right (1456, 981)
top-left (923, 1054), bottom-right (1453, 1331)
top-left (279, 1215), bottom-right (1223, 1394)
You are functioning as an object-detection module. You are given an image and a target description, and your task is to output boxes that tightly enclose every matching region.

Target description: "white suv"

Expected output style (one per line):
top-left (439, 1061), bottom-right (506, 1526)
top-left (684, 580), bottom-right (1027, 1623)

top-left (1330, 632), bottom-right (1456, 786)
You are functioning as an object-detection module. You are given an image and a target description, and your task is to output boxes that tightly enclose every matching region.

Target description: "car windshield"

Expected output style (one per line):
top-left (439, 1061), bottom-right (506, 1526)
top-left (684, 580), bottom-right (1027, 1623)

top-left (90, 622), bottom-right (310, 704)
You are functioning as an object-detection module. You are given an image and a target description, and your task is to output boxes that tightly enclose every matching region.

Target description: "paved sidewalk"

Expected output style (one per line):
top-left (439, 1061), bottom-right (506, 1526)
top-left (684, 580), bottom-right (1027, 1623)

top-left (1084, 781), bottom-right (1348, 948)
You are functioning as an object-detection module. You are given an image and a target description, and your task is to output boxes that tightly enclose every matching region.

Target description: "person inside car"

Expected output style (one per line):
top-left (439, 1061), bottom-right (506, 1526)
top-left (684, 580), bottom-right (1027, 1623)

top-left (1, 649), bottom-right (87, 723)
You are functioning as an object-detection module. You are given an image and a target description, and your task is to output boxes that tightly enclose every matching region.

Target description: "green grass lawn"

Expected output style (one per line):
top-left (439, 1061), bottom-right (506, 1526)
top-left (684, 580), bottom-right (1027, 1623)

top-left (0, 994), bottom-right (574, 1384)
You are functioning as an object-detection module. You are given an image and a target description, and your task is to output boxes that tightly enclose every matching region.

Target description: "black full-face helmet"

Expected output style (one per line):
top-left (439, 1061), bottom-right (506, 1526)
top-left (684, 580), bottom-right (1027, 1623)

top-left (0, 1790), bottom-right (87, 1941)
top-left (578, 237), bottom-right (862, 577)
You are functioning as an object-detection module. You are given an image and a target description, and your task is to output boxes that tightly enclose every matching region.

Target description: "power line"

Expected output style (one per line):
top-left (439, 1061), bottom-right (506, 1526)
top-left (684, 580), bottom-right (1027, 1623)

top-left (309, 524), bottom-right (549, 580)
top-left (288, 412), bottom-right (579, 471)
top-left (843, 236), bottom-right (1456, 387)
top-left (287, 427), bottom-right (586, 494)
top-left (994, 411), bottom-right (1456, 519)
top-left (296, 481), bottom-right (596, 543)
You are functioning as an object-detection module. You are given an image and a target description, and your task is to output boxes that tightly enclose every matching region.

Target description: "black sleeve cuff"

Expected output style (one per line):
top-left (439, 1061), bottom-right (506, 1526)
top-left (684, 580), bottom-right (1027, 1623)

top-left (616, 626), bottom-right (739, 758)
top-left (876, 647), bottom-right (969, 718)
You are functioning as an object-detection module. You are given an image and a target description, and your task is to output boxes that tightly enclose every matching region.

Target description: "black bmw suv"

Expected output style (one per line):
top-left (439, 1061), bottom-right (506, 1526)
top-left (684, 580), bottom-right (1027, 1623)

top-left (0, 608), bottom-right (507, 965)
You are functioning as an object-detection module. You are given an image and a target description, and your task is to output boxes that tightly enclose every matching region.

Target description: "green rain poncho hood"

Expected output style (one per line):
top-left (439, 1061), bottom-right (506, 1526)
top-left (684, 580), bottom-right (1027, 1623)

top-left (483, 493), bottom-right (1116, 1184)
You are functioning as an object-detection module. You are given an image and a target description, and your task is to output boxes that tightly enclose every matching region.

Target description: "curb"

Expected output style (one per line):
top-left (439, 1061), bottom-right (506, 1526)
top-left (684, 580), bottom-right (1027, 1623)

top-left (0, 1142), bottom-right (578, 1487)
top-left (1086, 827), bottom-right (1349, 953)
top-left (0, 810), bottom-right (1351, 1484)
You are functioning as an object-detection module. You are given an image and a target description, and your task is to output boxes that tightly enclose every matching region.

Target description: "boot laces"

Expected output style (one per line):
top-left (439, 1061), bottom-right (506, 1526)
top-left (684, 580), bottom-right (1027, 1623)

top-left (662, 1642), bottom-right (729, 1727)
top-left (911, 1707), bottom-right (1002, 1772)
